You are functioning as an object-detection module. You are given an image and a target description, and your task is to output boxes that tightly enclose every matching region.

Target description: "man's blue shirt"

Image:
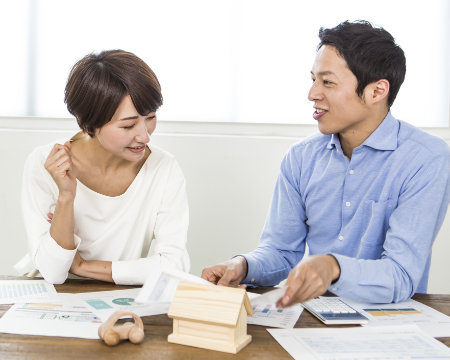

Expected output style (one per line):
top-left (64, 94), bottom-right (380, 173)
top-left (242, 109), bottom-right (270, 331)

top-left (240, 112), bottom-right (450, 303)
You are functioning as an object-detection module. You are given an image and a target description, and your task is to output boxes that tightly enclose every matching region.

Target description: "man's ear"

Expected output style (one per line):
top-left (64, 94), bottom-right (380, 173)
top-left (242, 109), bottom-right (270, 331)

top-left (367, 79), bottom-right (390, 105)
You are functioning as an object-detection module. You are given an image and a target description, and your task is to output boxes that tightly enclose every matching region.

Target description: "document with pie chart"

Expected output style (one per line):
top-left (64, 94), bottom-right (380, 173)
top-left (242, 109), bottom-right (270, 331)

top-left (73, 288), bottom-right (170, 322)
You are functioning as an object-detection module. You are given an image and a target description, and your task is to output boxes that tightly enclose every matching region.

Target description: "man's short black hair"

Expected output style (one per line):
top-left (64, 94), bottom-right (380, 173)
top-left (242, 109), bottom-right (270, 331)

top-left (318, 20), bottom-right (406, 107)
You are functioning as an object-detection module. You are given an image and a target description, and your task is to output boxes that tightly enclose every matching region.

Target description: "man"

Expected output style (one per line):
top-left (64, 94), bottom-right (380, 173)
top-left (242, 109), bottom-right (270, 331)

top-left (201, 20), bottom-right (450, 307)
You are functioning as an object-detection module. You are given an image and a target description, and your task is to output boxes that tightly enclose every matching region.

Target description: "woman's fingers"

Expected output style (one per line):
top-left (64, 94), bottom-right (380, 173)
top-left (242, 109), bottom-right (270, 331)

top-left (46, 144), bottom-right (71, 161)
top-left (46, 160), bottom-right (72, 179)
top-left (45, 149), bottom-right (72, 172)
top-left (64, 141), bottom-right (72, 153)
top-left (47, 150), bottom-right (73, 172)
top-left (44, 143), bottom-right (77, 196)
top-left (51, 147), bottom-right (72, 163)
top-left (46, 144), bottom-right (61, 160)
top-left (53, 154), bottom-right (72, 169)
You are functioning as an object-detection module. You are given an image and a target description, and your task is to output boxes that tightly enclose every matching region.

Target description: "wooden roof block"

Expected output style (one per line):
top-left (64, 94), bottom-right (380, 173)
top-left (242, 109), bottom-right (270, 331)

top-left (168, 282), bottom-right (254, 327)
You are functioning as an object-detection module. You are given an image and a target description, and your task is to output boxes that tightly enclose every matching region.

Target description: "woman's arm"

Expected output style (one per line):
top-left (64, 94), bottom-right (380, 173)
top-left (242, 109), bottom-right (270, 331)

top-left (46, 213), bottom-right (113, 282)
top-left (70, 252), bottom-right (114, 282)
top-left (19, 141), bottom-right (80, 284)
top-left (45, 141), bottom-right (77, 250)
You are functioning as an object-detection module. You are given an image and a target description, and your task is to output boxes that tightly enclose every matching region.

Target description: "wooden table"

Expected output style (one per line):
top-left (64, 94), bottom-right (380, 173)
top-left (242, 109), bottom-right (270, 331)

top-left (1, 276), bottom-right (450, 359)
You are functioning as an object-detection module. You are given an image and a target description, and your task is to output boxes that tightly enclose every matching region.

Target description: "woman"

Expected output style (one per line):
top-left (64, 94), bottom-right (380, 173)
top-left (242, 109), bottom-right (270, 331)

top-left (14, 50), bottom-right (190, 285)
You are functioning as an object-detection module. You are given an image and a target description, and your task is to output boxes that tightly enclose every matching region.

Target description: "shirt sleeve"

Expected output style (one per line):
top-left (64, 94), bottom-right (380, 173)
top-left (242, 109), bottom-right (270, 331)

top-left (237, 147), bottom-right (307, 286)
top-left (111, 160), bottom-right (190, 285)
top-left (329, 152), bottom-right (450, 303)
top-left (20, 153), bottom-right (80, 284)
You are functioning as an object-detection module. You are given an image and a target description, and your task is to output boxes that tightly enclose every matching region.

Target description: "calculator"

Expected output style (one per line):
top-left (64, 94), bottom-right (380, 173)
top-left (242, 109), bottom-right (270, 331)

top-left (302, 298), bottom-right (369, 325)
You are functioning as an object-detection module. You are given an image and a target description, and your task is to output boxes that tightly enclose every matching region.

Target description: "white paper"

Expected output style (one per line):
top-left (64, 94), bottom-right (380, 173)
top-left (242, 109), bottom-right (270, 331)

top-left (332, 296), bottom-right (450, 338)
top-left (268, 324), bottom-right (450, 360)
top-left (71, 289), bottom-right (170, 322)
top-left (249, 287), bottom-right (287, 306)
top-left (0, 294), bottom-right (102, 339)
top-left (247, 302), bottom-right (303, 329)
top-left (136, 264), bottom-right (213, 304)
top-left (0, 280), bottom-right (60, 304)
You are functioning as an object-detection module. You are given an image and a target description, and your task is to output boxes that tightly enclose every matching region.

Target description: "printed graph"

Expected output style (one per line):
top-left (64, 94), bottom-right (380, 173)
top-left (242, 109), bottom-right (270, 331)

top-left (363, 308), bottom-right (422, 317)
top-left (251, 304), bottom-right (285, 318)
top-left (0, 283), bottom-right (47, 299)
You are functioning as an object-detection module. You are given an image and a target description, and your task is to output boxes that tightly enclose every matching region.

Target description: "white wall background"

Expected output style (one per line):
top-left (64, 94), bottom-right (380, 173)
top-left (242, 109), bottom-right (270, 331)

top-left (1, 118), bottom-right (450, 294)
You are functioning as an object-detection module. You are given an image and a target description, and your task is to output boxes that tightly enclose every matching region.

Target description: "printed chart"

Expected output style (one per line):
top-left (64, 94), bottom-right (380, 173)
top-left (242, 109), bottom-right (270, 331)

top-left (0, 280), bottom-right (60, 304)
top-left (75, 289), bottom-right (170, 322)
top-left (0, 294), bottom-right (102, 339)
top-left (337, 297), bottom-right (450, 338)
top-left (12, 302), bottom-right (101, 323)
top-left (252, 304), bottom-right (285, 317)
top-left (247, 303), bottom-right (303, 329)
top-left (268, 325), bottom-right (450, 360)
top-left (363, 307), bottom-right (422, 317)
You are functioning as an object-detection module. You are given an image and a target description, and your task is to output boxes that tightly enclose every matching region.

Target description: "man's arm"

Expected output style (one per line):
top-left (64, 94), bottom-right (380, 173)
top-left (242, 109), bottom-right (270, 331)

top-left (326, 153), bottom-right (450, 303)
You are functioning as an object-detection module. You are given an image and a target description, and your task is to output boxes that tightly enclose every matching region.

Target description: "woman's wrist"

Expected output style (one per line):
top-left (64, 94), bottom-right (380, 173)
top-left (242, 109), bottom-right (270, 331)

top-left (58, 191), bottom-right (76, 204)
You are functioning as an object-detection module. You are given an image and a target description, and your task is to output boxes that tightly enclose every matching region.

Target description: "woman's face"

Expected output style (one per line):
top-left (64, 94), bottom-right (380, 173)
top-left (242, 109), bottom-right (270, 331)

top-left (94, 95), bottom-right (157, 161)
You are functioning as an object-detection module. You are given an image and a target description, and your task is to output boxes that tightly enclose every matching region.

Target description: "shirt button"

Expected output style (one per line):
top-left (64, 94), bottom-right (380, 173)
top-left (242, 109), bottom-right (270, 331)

top-left (339, 236), bottom-right (344, 241)
top-left (251, 278), bottom-right (255, 282)
top-left (345, 202), bottom-right (350, 207)
top-left (349, 170), bottom-right (354, 175)
top-left (332, 288), bottom-right (337, 291)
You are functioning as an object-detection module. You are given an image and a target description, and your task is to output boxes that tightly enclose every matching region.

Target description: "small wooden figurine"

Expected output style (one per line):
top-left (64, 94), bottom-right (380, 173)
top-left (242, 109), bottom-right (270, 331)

top-left (98, 310), bottom-right (145, 346)
top-left (168, 282), bottom-right (254, 354)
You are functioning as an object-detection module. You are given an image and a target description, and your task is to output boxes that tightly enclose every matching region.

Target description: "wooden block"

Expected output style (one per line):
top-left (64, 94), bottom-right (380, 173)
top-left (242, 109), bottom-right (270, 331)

top-left (167, 282), bottom-right (253, 354)
top-left (168, 333), bottom-right (252, 354)
top-left (178, 320), bottom-right (229, 342)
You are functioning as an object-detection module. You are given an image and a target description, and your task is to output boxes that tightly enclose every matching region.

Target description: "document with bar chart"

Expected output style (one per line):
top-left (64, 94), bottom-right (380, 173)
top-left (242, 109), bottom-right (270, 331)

top-left (247, 303), bottom-right (303, 329)
top-left (0, 280), bottom-right (60, 304)
top-left (332, 297), bottom-right (450, 338)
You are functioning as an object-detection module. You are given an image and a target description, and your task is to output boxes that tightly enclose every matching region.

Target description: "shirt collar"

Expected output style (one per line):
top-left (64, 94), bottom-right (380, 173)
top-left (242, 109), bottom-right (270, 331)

top-left (326, 134), bottom-right (339, 150)
top-left (326, 111), bottom-right (399, 151)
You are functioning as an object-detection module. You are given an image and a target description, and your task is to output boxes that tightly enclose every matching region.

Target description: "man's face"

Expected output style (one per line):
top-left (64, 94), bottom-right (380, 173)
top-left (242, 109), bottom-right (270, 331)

top-left (308, 45), bottom-right (371, 135)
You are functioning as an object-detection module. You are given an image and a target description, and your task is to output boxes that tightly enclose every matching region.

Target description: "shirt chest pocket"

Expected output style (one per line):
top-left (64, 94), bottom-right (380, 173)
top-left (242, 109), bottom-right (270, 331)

top-left (361, 199), bottom-right (394, 247)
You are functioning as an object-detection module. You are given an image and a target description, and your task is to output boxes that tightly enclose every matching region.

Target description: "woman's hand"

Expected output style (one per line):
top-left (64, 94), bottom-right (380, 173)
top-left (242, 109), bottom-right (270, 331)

top-left (44, 141), bottom-right (77, 199)
top-left (69, 251), bottom-right (85, 276)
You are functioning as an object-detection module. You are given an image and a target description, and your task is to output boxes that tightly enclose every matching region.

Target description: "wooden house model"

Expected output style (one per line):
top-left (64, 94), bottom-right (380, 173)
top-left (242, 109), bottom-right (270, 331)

top-left (167, 281), bottom-right (254, 354)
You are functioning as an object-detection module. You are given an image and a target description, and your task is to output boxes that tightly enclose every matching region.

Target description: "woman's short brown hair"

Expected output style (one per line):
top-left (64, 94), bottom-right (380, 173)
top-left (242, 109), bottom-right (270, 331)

top-left (65, 50), bottom-right (163, 137)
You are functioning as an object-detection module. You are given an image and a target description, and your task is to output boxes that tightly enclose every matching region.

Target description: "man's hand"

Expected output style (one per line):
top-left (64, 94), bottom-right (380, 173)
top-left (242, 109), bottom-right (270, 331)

top-left (201, 256), bottom-right (248, 288)
top-left (69, 251), bottom-right (85, 276)
top-left (276, 255), bottom-right (341, 308)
